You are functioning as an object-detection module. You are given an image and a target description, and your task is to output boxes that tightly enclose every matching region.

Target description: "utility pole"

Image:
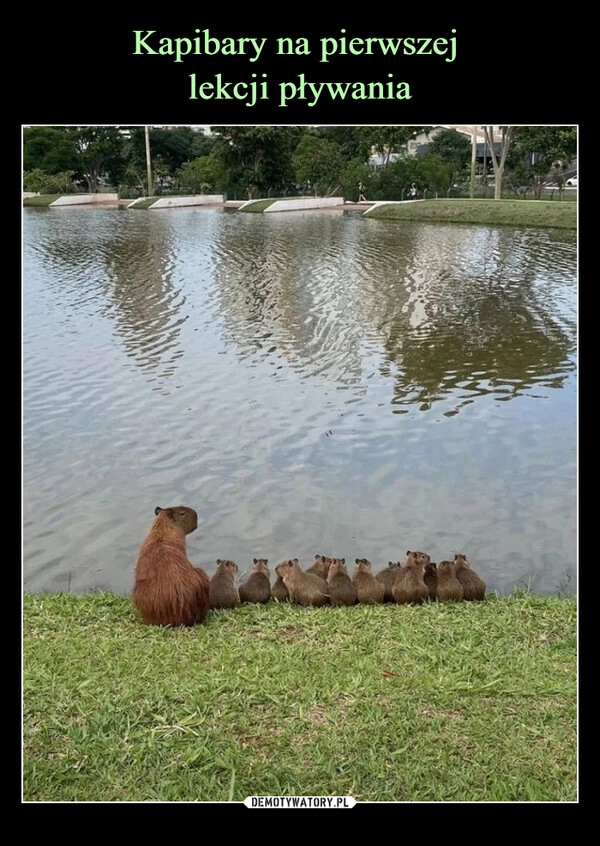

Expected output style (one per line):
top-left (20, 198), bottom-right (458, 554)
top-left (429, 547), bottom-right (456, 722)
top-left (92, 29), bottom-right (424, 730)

top-left (145, 126), bottom-right (153, 197)
top-left (470, 126), bottom-right (477, 198)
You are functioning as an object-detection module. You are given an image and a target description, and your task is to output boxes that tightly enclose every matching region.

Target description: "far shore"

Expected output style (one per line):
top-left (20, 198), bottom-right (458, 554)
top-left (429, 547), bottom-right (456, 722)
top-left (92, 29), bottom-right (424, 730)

top-left (23, 195), bottom-right (577, 230)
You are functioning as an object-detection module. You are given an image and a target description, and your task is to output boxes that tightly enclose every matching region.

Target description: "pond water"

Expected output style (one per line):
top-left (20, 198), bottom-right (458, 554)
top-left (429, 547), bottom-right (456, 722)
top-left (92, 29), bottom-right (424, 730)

top-left (22, 206), bottom-right (577, 597)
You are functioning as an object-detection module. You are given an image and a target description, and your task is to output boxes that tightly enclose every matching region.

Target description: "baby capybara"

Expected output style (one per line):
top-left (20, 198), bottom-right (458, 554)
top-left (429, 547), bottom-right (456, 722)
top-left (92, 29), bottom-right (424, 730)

top-left (308, 555), bottom-right (333, 579)
top-left (239, 558), bottom-right (271, 604)
top-left (275, 559), bottom-right (329, 607)
top-left (423, 561), bottom-right (438, 601)
top-left (133, 505), bottom-right (210, 627)
top-left (375, 561), bottom-right (402, 603)
top-left (436, 560), bottom-right (464, 602)
top-left (209, 559), bottom-right (240, 609)
top-left (327, 558), bottom-right (358, 606)
top-left (453, 553), bottom-right (486, 601)
top-left (271, 572), bottom-right (289, 602)
top-left (352, 559), bottom-right (385, 604)
top-left (392, 550), bottom-right (430, 605)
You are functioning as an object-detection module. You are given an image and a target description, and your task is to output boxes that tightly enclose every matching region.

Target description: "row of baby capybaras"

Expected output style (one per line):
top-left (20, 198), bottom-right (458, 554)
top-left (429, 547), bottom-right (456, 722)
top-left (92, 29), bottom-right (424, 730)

top-left (209, 552), bottom-right (486, 609)
top-left (132, 505), bottom-right (486, 628)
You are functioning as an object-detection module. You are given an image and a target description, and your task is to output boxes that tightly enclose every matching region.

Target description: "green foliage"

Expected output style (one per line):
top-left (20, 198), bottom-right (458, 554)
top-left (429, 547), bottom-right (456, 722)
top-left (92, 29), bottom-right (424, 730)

top-left (67, 126), bottom-right (126, 192)
top-left (507, 127), bottom-right (577, 199)
top-left (291, 134), bottom-right (346, 196)
top-left (176, 154), bottom-right (227, 194)
top-left (415, 154), bottom-right (455, 196)
top-left (23, 168), bottom-right (77, 194)
top-left (338, 159), bottom-right (376, 202)
top-left (211, 126), bottom-right (306, 199)
top-left (363, 126), bottom-right (432, 164)
top-left (48, 171), bottom-right (76, 194)
top-left (315, 126), bottom-right (371, 162)
top-left (23, 127), bottom-right (80, 175)
top-left (126, 126), bottom-right (214, 175)
top-left (426, 129), bottom-right (471, 179)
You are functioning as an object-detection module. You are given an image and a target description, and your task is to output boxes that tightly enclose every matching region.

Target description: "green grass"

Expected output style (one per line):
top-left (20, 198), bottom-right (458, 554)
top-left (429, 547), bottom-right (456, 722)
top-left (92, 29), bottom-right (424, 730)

top-left (22, 195), bottom-right (62, 207)
top-left (366, 198), bottom-right (577, 229)
top-left (124, 197), bottom-right (160, 209)
top-left (238, 199), bottom-right (277, 212)
top-left (23, 591), bottom-right (577, 802)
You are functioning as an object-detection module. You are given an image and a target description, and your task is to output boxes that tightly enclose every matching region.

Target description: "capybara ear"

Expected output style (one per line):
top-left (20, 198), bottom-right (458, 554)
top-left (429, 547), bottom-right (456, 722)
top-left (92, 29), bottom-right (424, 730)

top-left (293, 558), bottom-right (298, 565)
top-left (315, 554), bottom-right (320, 559)
top-left (355, 559), bottom-right (360, 564)
top-left (389, 561), bottom-right (394, 566)
top-left (216, 559), bottom-right (222, 565)
top-left (406, 550), bottom-right (411, 556)
top-left (341, 558), bottom-right (345, 565)
top-left (154, 506), bottom-right (164, 516)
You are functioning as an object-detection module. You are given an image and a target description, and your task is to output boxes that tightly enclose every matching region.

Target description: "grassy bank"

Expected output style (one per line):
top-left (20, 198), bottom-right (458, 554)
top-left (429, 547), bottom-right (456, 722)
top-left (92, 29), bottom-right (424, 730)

top-left (23, 195), bottom-right (62, 207)
top-left (23, 195), bottom-right (577, 230)
top-left (366, 199), bottom-right (577, 230)
top-left (238, 199), bottom-right (277, 212)
top-left (23, 591), bottom-right (577, 802)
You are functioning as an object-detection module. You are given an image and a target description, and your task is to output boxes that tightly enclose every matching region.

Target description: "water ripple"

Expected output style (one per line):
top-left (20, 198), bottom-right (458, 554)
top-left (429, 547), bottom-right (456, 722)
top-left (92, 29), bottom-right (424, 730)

top-left (23, 209), bottom-right (577, 597)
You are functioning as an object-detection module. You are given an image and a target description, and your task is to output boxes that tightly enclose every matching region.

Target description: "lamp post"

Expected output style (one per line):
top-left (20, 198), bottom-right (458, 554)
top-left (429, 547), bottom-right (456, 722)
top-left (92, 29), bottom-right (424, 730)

top-left (145, 126), bottom-right (153, 197)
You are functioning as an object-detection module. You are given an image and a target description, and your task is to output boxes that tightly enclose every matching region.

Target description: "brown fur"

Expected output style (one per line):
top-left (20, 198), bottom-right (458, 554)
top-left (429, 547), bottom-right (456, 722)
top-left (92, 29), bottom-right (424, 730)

top-left (239, 558), bottom-right (271, 604)
top-left (270, 574), bottom-right (289, 602)
top-left (209, 559), bottom-right (240, 609)
top-left (276, 559), bottom-right (329, 607)
top-left (423, 561), bottom-right (438, 600)
top-left (375, 561), bottom-right (402, 603)
top-left (327, 558), bottom-right (358, 606)
top-left (436, 560), bottom-right (464, 602)
top-left (352, 559), bottom-right (385, 604)
top-left (453, 553), bottom-right (486, 601)
top-left (308, 555), bottom-right (333, 579)
top-left (392, 551), bottom-right (430, 605)
top-left (133, 505), bottom-right (210, 627)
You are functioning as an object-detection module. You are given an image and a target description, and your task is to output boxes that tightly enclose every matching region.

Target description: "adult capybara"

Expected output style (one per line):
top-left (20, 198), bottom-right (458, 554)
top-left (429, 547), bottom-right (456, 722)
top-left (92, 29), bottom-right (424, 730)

top-left (392, 550), bottom-right (430, 605)
top-left (423, 560), bottom-right (439, 601)
top-left (308, 555), bottom-right (333, 580)
top-left (453, 553), bottom-right (486, 601)
top-left (375, 561), bottom-right (402, 603)
top-left (275, 559), bottom-right (329, 607)
top-left (327, 558), bottom-right (358, 606)
top-left (352, 559), bottom-right (385, 604)
top-left (239, 558), bottom-right (271, 604)
top-left (132, 505), bottom-right (210, 627)
top-left (209, 559), bottom-right (240, 609)
top-left (436, 560), bottom-right (464, 602)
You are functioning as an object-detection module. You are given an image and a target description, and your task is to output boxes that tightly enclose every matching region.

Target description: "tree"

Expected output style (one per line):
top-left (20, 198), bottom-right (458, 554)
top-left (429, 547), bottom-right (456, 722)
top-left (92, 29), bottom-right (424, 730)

top-left (507, 126), bottom-right (577, 199)
top-left (65, 127), bottom-right (126, 192)
top-left (23, 127), bottom-right (79, 175)
top-left (23, 168), bottom-right (75, 194)
top-left (427, 129), bottom-right (471, 182)
top-left (369, 157), bottom-right (414, 201)
top-left (127, 126), bottom-right (213, 177)
top-left (176, 155), bottom-right (227, 194)
top-left (338, 158), bottom-right (376, 202)
top-left (212, 126), bottom-right (306, 199)
top-left (315, 126), bottom-right (371, 162)
top-left (483, 126), bottom-right (514, 200)
top-left (415, 154), bottom-right (454, 197)
top-left (291, 135), bottom-right (345, 197)
top-left (361, 126), bottom-right (431, 166)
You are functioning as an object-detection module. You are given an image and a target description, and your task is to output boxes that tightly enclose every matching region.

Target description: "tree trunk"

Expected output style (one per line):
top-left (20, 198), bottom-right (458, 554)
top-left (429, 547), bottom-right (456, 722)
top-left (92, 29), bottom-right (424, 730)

top-left (483, 126), bottom-right (514, 200)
